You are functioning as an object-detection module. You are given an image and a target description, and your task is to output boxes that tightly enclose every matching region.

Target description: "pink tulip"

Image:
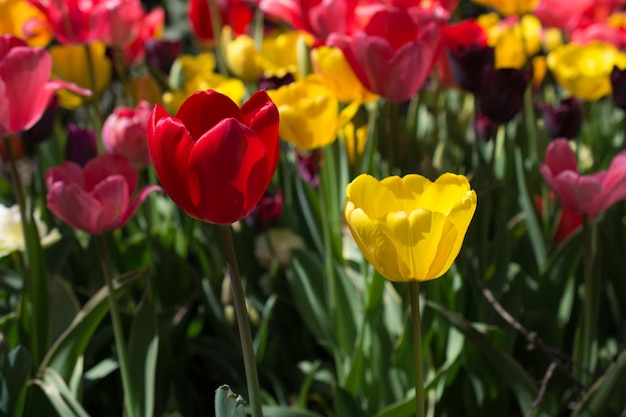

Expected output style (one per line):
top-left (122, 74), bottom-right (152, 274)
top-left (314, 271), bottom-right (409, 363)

top-left (540, 138), bottom-right (626, 214)
top-left (327, 7), bottom-right (440, 102)
top-left (30, 0), bottom-right (145, 45)
top-left (0, 35), bottom-right (89, 138)
top-left (259, 0), bottom-right (359, 41)
top-left (102, 101), bottom-right (151, 168)
top-left (46, 154), bottom-right (161, 234)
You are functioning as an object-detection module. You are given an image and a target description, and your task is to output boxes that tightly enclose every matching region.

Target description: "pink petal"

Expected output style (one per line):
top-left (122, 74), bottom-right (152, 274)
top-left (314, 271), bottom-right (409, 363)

top-left (83, 154), bottom-right (138, 196)
top-left (174, 90), bottom-right (243, 142)
top-left (552, 171), bottom-right (602, 213)
top-left (45, 161), bottom-right (85, 190)
top-left (47, 181), bottom-right (104, 234)
top-left (118, 184), bottom-right (162, 227)
top-left (0, 80), bottom-right (8, 138)
top-left (595, 151), bottom-right (626, 212)
top-left (544, 139), bottom-right (578, 175)
top-left (148, 106), bottom-right (196, 217)
top-left (88, 175), bottom-right (130, 232)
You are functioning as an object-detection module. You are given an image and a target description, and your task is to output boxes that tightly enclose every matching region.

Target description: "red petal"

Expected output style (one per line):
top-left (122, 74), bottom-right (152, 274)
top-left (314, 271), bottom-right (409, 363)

top-left (175, 90), bottom-right (243, 142)
top-left (148, 110), bottom-right (196, 217)
top-left (187, 119), bottom-right (267, 223)
top-left (46, 181), bottom-right (103, 234)
top-left (241, 90), bottom-right (280, 179)
top-left (45, 161), bottom-right (85, 190)
top-left (83, 154), bottom-right (138, 196)
top-left (89, 175), bottom-right (130, 232)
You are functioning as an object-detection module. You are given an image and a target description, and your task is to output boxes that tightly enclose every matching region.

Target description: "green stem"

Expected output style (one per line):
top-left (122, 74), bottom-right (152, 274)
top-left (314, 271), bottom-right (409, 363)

top-left (410, 281), bottom-right (425, 417)
top-left (217, 225), bottom-right (263, 417)
top-left (207, 0), bottom-right (228, 76)
top-left (579, 214), bottom-right (597, 383)
top-left (97, 234), bottom-right (136, 417)
top-left (4, 136), bottom-right (50, 366)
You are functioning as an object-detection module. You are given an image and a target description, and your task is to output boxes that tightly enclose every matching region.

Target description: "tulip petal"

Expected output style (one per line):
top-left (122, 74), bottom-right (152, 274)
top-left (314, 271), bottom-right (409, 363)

top-left (148, 106), bottom-right (196, 218)
top-left (552, 171), bottom-right (602, 213)
top-left (188, 118), bottom-right (267, 224)
top-left (46, 161), bottom-right (85, 189)
top-left (175, 90), bottom-right (243, 141)
top-left (84, 154), bottom-right (138, 196)
top-left (413, 173), bottom-right (474, 215)
top-left (346, 205), bottom-right (405, 282)
top-left (241, 90), bottom-right (280, 175)
top-left (595, 151), bottom-right (626, 212)
top-left (118, 185), bottom-right (162, 228)
top-left (89, 175), bottom-right (130, 232)
top-left (347, 174), bottom-right (398, 219)
top-left (544, 138), bottom-right (578, 175)
top-left (0, 80), bottom-right (8, 137)
top-left (47, 181), bottom-right (104, 234)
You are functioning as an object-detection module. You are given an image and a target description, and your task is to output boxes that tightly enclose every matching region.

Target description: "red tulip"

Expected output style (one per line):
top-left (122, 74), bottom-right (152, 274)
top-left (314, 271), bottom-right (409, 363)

top-left (327, 7), bottom-right (440, 102)
top-left (147, 90), bottom-right (280, 224)
top-left (0, 35), bottom-right (89, 138)
top-left (189, 0), bottom-right (253, 44)
top-left (46, 154), bottom-right (161, 234)
top-left (540, 138), bottom-right (626, 214)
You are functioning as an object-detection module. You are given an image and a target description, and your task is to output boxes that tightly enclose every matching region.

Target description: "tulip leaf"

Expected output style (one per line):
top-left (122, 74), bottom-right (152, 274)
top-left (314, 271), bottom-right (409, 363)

top-left (426, 300), bottom-right (548, 417)
top-left (572, 349), bottom-right (626, 417)
top-left (0, 345), bottom-right (32, 417)
top-left (32, 368), bottom-right (90, 417)
top-left (514, 147), bottom-right (547, 270)
top-left (127, 291), bottom-right (159, 417)
top-left (286, 251), bottom-right (333, 346)
top-left (253, 294), bottom-right (277, 363)
top-left (295, 177), bottom-right (324, 256)
top-left (214, 385), bottom-right (246, 417)
top-left (262, 406), bottom-right (324, 417)
top-left (38, 270), bottom-right (146, 382)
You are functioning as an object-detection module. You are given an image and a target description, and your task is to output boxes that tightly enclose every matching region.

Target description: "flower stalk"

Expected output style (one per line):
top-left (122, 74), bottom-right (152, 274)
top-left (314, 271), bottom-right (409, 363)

top-left (97, 234), bottom-right (136, 417)
top-left (218, 224), bottom-right (263, 417)
top-left (410, 281), bottom-right (425, 417)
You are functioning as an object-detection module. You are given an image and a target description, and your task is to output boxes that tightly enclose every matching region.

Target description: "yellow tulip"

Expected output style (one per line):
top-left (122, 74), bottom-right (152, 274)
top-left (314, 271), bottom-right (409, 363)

top-left (269, 75), bottom-right (339, 149)
top-left (225, 34), bottom-right (265, 82)
top-left (168, 53), bottom-right (216, 90)
top-left (547, 41), bottom-right (626, 101)
top-left (50, 42), bottom-right (112, 109)
top-left (344, 173), bottom-right (477, 282)
top-left (0, 0), bottom-right (51, 46)
top-left (341, 121), bottom-right (368, 164)
top-left (471, 0), bottom-right (539, 16)
top-left (311, 46), bottom-right (377, 104)
top-left (261, 30), bottom-right (312, 78)
top-left (479, 14), bottom-right (542, 69)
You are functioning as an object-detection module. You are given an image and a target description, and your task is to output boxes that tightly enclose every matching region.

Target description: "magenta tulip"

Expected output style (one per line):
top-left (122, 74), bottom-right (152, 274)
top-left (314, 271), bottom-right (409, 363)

top-left (540, 138), bottom-right (626, 214)
top-left (0, 35), bottom-right (89, 138)
top-left (327, 7), bottom-right (440, 102)
top-left (46, 154), bottom-right (161, 234)
top-left (102, 101), bottom-right (151, 168)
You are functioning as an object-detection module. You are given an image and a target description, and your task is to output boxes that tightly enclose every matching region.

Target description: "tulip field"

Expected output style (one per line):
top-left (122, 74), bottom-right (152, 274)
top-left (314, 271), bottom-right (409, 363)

top-left (3, 0), bottom-right (626, 416)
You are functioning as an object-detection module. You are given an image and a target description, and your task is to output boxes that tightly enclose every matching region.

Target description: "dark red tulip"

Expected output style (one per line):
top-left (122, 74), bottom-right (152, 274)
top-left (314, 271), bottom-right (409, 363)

top-left (147, 90), bottom-right (280, 224)
top-left (611, 65), bottom-right (626, 111)
top-left (244, 190), bottom-right (283, 230)
top-left (479, 68), bottom-right (530, 124)
top-left (540, 98), bottom-right (582, 139)
top-left (65, 124), bottom-right (98, 167)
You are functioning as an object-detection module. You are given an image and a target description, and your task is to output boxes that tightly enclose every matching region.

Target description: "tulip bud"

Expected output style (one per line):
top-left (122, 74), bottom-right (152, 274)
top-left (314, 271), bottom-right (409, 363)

top-left (540, 98), bottom-right (582, 139)
top-left (144, 38), bottom-right (182, 75)
top-left (65, 124), bottom-right (98, 166)
top-left (478, 68), bottom-right (530, 124)
top-left (447, 45), bottom-right (495, 94)
top-left (259, 73), bottom-right (295, 91)
top-left (225, 34), bottom-right (265, 82)
top-left (244, 191), bottom-right (283, 230)
top-left (254, 228), bottom-right (306, 269)
top-left (611, 65), bottom-right (626, 111)
top-left (102, 101), bottom-right (151, 168)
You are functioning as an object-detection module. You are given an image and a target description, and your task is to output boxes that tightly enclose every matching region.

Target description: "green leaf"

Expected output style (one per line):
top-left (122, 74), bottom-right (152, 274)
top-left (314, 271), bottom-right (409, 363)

top-left (285, 251), bottom-right (332, 345)
top-left (32, 368), bottom-right (90, 417)
top-left (572, 349), bottom-right (626, 417)
top-left (0, 345), bottom-right (32, 417)
top-left (427, 301), bottom-right (548, 417)
top-left (254, 294), bottom-right (277, 363)
top-left (38, 270), bottom-right (145, 382)
top-left (127, 292), bottom-right (159, 417)
top-left (214, 385), bottom-right (246, 417)
top-left (262, 405), bottom-right (324, 417)
top-left (48, 276), bottom-right (80, 343)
